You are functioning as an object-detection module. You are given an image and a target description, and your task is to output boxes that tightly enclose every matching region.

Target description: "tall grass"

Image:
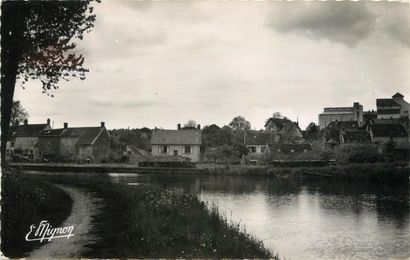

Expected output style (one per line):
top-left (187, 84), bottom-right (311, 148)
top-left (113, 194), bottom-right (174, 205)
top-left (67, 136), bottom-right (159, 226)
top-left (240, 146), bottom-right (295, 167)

top-left (39, 173), bottom-right (276, 258)
top-left (1, 170), bottom-right (73, 258)
top-left (206, 163), bottom-right (410, 182)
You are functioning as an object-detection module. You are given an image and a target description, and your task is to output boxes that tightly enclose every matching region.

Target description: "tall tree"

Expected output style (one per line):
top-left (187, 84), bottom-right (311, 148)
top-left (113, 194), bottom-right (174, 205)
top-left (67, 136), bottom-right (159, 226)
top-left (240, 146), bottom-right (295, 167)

top-left (272, 112), bottom-right (283, 119)
top-left (305, 122), bottom-right (320, 141)
top-left (184, 120), bottom-right (198, 128)
top-left (10, 101), bottom-right (29, 126)
top-left (1, 1), bottom-right (98, 164)
top-left (229, 116), bottom-right (251, 131)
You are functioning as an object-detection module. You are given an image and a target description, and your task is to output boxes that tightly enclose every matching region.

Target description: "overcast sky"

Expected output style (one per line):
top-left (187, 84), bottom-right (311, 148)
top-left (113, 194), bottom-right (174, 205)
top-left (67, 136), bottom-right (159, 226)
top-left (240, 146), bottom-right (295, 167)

top-left (15, 1), bottom-right (410, 130)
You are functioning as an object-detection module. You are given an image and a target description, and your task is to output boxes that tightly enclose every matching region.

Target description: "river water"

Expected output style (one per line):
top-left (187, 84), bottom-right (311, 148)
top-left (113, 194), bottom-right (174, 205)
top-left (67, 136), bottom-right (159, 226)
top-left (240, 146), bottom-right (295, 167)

top-left (110, 173), bottom-right (410, 260)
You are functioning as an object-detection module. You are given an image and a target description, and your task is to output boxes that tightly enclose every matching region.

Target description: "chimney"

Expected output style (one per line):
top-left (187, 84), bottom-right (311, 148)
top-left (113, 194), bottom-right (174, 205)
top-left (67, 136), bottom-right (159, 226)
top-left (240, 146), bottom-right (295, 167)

top-left (64, 122), bottom-right (68, 128)
top-left (47, 118), bottom-right (51, 125)
top-left (101, 121), bottom-right (105, 128)
top-left (177, 123), bottom-right (181, 130)
top-left (353, 102), bottom-right (359, 107)
top-left (24, 119), bottom-right (28, 125)
top-left (197, 124), bottom-right (201, 130)
top-left (15, 119), bottom-right (19, 125)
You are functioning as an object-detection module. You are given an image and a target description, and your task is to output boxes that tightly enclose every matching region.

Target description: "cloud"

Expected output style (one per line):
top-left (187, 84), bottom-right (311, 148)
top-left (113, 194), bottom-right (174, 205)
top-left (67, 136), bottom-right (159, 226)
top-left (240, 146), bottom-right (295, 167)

top-left (90, 97), bottom-right (154, 108)
top-left (266, 2), bottom-right (377, 47)
top-left (378, 3), bottom-right (410, 47)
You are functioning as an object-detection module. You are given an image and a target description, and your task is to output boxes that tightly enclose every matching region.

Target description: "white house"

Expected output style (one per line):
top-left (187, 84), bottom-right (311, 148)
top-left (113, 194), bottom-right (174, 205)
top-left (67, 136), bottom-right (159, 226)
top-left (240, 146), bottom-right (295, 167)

top-left (151, 126), bottom-right (202, 162)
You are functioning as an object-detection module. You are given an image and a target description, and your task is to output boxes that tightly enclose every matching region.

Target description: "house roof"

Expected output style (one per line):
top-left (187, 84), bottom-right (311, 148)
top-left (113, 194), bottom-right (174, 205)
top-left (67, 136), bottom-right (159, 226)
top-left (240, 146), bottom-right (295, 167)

top-left (41, 127), bottom-right (105, 145)
top-left (73, 127), bottom-right (105, 145)
top-left (151, 129), bottom-right (202, 145)
top-left (323, 121), bottom-right (360, 142)
top-left (269, 143), bottom-right (312, 153)
top-left (245, 132), bottom-right (271, 145)
top-left (325, 120), bottom-right (360, 131)
top-left (8, 124), bottom-right (49, 140)
top-left (393, 92), bottom-right (404, 98)
top-left (126, 145), bottom-right (151, 158)
top-left (342, 130), bottom-right (371, 143)
top-left (264, 117), bottom-right (293, 128)
top-left (376, 99), bottom-right (400, 107)
top-left (278, 122), bottom-right (303, 136)
top-left (370, 124), bottom-right (408, 138)
top-left (40, 128), bottom-right (66, 137)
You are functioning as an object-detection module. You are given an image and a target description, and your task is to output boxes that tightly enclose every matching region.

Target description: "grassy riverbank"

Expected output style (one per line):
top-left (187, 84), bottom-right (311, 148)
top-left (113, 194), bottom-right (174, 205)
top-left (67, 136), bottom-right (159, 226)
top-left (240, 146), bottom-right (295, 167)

top-left (1, 171), bottom-right (73, 258)
top-left (34, 173), bottom-right (276, 259)
top-left (203, 163), bottom-right (410, 182)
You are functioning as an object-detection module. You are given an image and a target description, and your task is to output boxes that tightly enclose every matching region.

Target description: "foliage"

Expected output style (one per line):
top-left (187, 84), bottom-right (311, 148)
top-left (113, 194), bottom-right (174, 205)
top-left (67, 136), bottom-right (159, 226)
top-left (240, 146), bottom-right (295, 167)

top-left (3, 1), bottom-right (99, 93)
top-left (1, 171), bottom-right (73, 257)
top-left (109, 128), bottom-right (152, 152)
top-left (384, 138), bottom-right (397, 153)
top-left (10, 100), bottom-right (29, 126)
top-left (38, 173), bottom-right (275, 258)
top-left (305, 122), bottom-right (320, 141)
top-left (1, 0), bottom-right (99, 164)
top-left (233, 143), bottom-right (249, 157)
top-left (229, 116), bottom-right (251, 131)
top-left (272, 112), bottom-right (283, 119)
top-left (333, 144), bottom-right (384, 164)
top-left (184, 120), bottom-right (198, 129)
top-left (13, 147), bottom-right (23, 154)
top-left (204, 145), bottom-right (243, 163)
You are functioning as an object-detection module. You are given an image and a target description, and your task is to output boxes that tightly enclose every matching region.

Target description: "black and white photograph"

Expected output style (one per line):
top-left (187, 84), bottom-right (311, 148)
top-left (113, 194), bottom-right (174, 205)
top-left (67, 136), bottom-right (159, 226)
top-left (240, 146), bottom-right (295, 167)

top-left (1, 0), bottom-right (410, 259)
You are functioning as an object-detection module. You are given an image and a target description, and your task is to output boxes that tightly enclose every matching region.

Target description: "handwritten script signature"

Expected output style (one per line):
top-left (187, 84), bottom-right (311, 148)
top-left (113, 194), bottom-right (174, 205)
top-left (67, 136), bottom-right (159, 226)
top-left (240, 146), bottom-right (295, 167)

top-left (25, 220), bottom-right (74, 242)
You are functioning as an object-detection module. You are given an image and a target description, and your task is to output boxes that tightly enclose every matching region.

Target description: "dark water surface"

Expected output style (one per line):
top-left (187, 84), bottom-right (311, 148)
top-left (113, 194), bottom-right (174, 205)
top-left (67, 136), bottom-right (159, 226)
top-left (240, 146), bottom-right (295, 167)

top-left (110, 173), bottom-right (410, 260)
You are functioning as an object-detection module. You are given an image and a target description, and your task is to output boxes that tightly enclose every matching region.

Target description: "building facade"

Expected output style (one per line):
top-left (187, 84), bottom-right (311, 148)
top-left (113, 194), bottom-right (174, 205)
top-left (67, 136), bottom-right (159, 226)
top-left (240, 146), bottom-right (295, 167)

top-left (151, 126), bottom-right (202, 162)
top-left (6, 119), bottom-right (51, 161)
top-left (264, 118), bottom-right (304, 143)
top-left (38, 122), bottom-right (110, 162)
top-left (318, 102), bottom-right (363, 129)
top-left (376, 92), bottom-right (409, 119)
top-left (245, 132), bottom-right (271, 155)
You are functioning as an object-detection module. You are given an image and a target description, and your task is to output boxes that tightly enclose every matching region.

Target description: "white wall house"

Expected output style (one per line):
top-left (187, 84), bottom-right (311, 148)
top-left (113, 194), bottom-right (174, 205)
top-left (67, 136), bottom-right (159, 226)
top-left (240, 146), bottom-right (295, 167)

top-left (151, 127), bottom-right (202, 162)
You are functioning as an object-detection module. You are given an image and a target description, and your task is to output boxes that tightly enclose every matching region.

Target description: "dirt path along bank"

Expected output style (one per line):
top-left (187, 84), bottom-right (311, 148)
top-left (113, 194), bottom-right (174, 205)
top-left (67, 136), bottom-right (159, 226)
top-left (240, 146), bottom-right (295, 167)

top-left (29, 185), bottom-right (102, 258)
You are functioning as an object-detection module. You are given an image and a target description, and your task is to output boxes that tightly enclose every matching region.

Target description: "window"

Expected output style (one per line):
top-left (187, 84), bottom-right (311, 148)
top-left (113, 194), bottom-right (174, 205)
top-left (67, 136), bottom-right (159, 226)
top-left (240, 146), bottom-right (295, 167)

top-left (159, 145), bottom-right (168, 154)
top-left (183, 146), bottom-right (191, 154)
top-left (249, 146), bottom-right (256, 153)
top-left (261, 147), bottom-right (265, 153)
top-left (11, 141), bottom-right (14, 148)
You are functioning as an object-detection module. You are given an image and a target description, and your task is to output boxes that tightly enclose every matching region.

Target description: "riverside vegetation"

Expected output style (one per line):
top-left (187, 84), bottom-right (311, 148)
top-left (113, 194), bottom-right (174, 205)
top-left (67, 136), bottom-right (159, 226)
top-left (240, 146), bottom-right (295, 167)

top-left (1, 171), bottom-right (73, 257)
top-left (1, 171), bottom-right (276, 259)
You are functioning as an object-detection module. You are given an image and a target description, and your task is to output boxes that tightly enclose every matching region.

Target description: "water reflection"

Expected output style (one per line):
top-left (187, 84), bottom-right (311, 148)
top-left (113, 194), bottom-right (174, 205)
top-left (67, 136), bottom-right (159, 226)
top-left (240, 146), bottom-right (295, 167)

top-left (110, 173), bottom-right (410, 259)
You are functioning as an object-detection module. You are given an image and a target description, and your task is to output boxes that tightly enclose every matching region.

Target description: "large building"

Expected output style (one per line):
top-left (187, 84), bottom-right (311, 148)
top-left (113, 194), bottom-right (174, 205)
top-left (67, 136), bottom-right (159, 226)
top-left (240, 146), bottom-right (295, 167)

top-left (318, 102), bottom-right (363, 129)
top-left (151, 125), bottom-right (202, 162)
top-left (38, 122), bottom-right (110, 162)
top-left (376, 92), bottom-right (409, 119)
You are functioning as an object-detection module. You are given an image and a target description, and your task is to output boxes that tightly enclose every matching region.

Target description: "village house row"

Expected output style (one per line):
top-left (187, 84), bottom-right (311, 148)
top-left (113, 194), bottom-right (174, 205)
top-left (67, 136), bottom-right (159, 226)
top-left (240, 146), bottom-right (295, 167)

top-left (5, 92), bottom-right (410, 163)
